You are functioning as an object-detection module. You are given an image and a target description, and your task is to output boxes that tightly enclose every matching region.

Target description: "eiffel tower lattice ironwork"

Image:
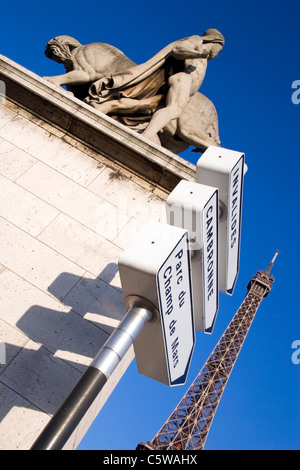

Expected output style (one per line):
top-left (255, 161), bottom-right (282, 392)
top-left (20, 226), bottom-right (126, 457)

top-left (138, 251), bottom-right (279, 451)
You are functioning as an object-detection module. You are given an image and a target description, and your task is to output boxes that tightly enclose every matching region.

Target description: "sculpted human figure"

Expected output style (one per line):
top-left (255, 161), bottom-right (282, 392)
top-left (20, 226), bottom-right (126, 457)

top-left (143, 30), bottom-right (224, 141)
top-left (43, 35), bottom-right (136, 99)
top-left (43, 31), bottom-right (224, 153)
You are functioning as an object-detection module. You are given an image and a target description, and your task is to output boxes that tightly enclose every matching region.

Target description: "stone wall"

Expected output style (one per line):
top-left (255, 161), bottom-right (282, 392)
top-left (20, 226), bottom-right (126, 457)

top-left (0, 55), bottom-right (195, 449)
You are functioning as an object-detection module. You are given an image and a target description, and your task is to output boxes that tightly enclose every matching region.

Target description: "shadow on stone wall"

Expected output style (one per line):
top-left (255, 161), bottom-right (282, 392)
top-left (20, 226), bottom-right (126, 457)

top-left (0, 263), bottom-right (126, 421)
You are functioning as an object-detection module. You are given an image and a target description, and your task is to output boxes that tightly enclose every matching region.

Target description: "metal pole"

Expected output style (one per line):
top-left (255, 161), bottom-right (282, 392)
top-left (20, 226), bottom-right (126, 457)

top-left (31, 302), bottom-right (154, 450)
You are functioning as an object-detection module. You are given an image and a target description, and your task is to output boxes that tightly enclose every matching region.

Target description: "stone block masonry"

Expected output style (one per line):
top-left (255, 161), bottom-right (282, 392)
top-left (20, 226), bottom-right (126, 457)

top-left (0, 54), bottom-right (195, 449)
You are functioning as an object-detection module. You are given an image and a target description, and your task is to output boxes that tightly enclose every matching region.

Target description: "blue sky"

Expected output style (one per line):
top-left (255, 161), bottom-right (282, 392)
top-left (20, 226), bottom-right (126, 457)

top-left (1, 0), bottom-right (299, 450)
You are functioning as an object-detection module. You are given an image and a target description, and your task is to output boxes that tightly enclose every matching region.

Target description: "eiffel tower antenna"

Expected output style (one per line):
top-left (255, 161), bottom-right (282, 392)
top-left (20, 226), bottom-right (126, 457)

top-left (138, 251), bottom-right (278, 450)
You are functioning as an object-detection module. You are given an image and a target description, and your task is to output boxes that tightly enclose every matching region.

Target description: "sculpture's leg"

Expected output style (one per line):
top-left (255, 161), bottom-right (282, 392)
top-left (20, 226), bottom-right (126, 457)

top-left (143, 73), bottom-right (192, 141)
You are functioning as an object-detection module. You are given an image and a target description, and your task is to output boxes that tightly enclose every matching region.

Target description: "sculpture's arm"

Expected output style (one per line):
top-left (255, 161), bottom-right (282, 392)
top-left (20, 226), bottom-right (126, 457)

top-left (170, 36), bottom-right (210, 60)
top-left (43, 70), bottom-right (91, 87)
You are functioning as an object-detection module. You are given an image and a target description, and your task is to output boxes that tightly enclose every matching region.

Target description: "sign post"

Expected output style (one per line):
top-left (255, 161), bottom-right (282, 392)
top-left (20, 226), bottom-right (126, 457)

top-left (31, 144), bottom-right (247, 450)
top-left (119, 221), bottom-right (195, 386)
top-left (31, 221), bottom-right (195, 449)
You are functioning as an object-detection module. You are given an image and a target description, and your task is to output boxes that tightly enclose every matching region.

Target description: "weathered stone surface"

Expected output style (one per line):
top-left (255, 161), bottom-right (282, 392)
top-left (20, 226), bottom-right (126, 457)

top-left (0, 53), bottom-right (196, 450)
top-left (0, 54), bottom-right (196, 193)
top-left (43, 32), bottom-right (224, 153)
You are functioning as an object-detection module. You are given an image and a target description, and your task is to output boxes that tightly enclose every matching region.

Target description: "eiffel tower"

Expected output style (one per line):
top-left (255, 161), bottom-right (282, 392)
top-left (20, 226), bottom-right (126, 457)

top-left (138, 251), bottom-right (279, 450)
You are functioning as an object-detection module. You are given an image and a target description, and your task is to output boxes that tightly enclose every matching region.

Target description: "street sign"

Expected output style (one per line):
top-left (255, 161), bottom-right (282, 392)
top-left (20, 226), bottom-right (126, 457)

top-left (166, 180), bottom-right (219, 333)
top-left (196, 146), bottom-right (245, 295)
top-left (118, 221), bottom-right (195, 386)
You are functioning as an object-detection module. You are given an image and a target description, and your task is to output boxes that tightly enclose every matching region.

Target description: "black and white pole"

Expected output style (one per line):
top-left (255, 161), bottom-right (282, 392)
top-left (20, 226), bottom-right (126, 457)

top-left (31, 303), bottom-right (153, 450)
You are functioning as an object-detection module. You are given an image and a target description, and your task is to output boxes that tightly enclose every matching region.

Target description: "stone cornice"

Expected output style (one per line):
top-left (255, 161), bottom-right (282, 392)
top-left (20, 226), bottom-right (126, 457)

top-left (0, 54), bottom-right (196, 193)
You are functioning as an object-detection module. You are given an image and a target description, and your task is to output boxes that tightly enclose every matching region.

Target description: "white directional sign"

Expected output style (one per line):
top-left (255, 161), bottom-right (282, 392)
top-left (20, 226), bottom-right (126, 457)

top-left (166, 180), bottom-right (219, 333)
top-left (118, 221), bottom-right (195, 386)
top-left (196, 146), bottom-right (245, 295)
top-left (201, 191), bottom-right (219, 332)
top-left (157, 233), bottom-right (195, 385)
top-left (226, 156), bottom-right (244, 292)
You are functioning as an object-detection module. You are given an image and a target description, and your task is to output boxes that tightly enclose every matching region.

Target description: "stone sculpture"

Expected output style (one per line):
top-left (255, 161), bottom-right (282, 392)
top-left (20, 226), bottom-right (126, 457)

top-left (44, 31), bottom-right (224, 154)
